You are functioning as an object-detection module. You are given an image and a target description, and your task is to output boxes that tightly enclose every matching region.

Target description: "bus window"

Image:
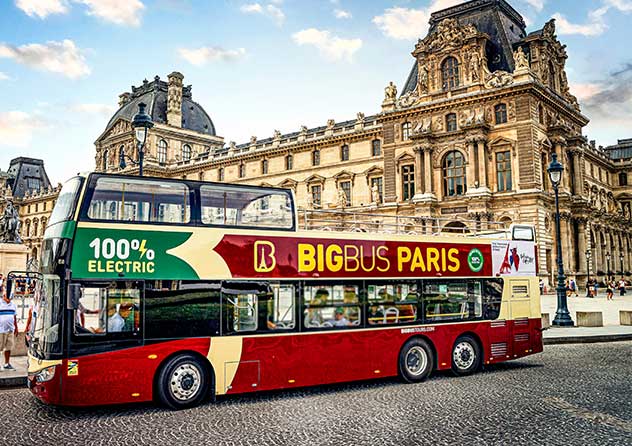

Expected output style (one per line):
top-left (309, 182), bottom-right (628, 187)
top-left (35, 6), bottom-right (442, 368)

top-left (366, 281), bottom-right (418, 325)
top-left (87, 177), bottom-right (190, 223)
top-left (73, 282), bottom-right (141, 335)
top-left (422, 281), bottom-right (482, 323)
top-left (303, 283), bottom-right (361, 328)
top-left (48, 177), bottom-right (82, 225)
top-left (483, 279), bottom-right (504, 320)
top-left (267, 283), bottom-right (295, 330)
top-left (145, 281), bottom-right (221, 339)
top-left (222, 281), bottom-right (271, 333)
top-left (200, 185), bottom-right (293, 229)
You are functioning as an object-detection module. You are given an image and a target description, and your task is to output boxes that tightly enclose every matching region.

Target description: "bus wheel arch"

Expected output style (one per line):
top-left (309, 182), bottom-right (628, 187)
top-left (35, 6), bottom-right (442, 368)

top-left (153, 350), bottom-right (215, 409)
top-left (451, 332), bottom-right (483, 376)
top-left (398, 336), bottom-right (436, 383)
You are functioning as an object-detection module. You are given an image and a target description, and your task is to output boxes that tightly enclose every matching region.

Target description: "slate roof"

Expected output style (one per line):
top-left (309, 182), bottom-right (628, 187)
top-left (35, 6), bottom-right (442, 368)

top-left (606, 138), bottom-right (632, 161)
top-left (5, 157), bottom-right (51, 199)
top-left (402, 0), bottom-right (528, 96)
top-left (104, 76), bottom-right (216, 137)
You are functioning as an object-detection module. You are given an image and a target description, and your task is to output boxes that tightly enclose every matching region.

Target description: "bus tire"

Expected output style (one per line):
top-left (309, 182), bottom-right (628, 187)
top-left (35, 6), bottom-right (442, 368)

top-left (451, 335), bottom-right (481, 376)
top-left (399, 338), bottom-right (434, 383)
top-left (156, 354), bottom-right (210, 410)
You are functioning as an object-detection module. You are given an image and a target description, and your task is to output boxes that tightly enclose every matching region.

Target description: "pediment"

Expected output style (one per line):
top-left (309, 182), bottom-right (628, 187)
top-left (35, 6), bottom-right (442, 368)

top-left (333, 170), bottom-right (355, 182)
top-left (96, 118), bottom-right (132, 143)
top-left (305, 174), bottom-right (326, 184)
top-left (364, 165), bottom-right (384, 177)
top-left (396, 152), bottom-right (415, 163)
top-left (488, 136), bottom-right (516, 147)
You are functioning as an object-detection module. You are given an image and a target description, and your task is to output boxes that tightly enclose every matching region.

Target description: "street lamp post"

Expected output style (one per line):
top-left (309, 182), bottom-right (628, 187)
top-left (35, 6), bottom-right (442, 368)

top-left (585, 249), bottom-right (591, 297)
top-left (620, 252), bottom-right (625, 279)
top-left (119, 102), bottom-right (154, 176)
top-left (548, 153), bottom-right (574, 327)
top-left (606, 252), bottom-right (611, 280)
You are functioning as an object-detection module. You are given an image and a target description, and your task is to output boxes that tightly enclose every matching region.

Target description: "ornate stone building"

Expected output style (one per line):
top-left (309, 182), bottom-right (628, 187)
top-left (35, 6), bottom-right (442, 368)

top-left (88, 0), bottom-right (632, 286)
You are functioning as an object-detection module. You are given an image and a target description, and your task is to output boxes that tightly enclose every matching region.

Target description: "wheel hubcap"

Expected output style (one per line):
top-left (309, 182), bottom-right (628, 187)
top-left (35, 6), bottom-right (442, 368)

top-left (405, 346), bottom-right (428, 376)
top-left (169, 363), bottom-right (202, 401)
top-left (453, 342), bottom-right (475, 370)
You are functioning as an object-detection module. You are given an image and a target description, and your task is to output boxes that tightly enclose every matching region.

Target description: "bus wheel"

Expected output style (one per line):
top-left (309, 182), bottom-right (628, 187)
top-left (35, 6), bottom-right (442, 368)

top-left (399, 338), bottom-right (434, 383)
top-left (451, 335), bottom-right (481, 376)
top-left (156, 354), bottom-right (210, 410)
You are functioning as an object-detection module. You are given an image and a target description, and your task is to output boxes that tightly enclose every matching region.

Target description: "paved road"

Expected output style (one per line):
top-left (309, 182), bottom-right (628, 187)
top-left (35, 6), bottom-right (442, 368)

top-left (2, 342), bottom-right (631, 446)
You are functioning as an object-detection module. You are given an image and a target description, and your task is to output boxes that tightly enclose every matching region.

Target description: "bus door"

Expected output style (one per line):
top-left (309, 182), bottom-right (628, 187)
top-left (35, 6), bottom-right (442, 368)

top-left (483, 279), bottom-right (513, 362)
top-left (507, 279), bottom-right (534, 358)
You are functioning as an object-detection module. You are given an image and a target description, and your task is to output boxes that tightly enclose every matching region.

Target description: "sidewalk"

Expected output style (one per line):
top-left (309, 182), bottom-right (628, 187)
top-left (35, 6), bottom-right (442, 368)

top-left (540, 290), bottom-right (632, 326)
top-left (0, 355), bottom-right (27, 388)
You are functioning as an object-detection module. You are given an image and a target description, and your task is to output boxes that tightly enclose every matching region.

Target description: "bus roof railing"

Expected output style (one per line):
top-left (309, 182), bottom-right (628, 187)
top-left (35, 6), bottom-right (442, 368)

top-left (297, 208), bottom-right (524, 239)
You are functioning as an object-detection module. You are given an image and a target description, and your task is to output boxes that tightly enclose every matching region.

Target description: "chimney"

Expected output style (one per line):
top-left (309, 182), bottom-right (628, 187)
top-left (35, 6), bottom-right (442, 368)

top-left (167, 71), bottom-right (184, 127)
top-left (118, 92), bottom-right (131, 107)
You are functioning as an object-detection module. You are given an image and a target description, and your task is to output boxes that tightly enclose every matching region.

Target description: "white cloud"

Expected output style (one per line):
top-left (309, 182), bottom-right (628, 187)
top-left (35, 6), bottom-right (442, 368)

top-left (292, 28), bottom-right (362, 62)
top-left (0, 72), bottom-right (10, 81)
top-left (178, 46), bottom-right (247, 66)
top-left (552, 12), bottom-right (607, 36)
top-left (0, 111), bottom-right (49, 148)
top-left (14, 0), bottom-right (68, 18)
top-left (334, 9), bottom-right (352, 19)
top-left (15, 0), bottom-right (145, 26)
top-left (606, 0), bottom-right (632, 12)
top-left (0, 39), bottom-right (90, 79)
top-left (524, 0), bottom-right (545, 12)
top-left (68, 103), bottom-right (117, 116)
top-left (75, 0), bottom-right (145, 27)
top-left (372, 1), bottom-right (462, 41)
top-left (570, 82), bottom-right (603, 101)
top-left (240, 2), bottom-right (285, 26)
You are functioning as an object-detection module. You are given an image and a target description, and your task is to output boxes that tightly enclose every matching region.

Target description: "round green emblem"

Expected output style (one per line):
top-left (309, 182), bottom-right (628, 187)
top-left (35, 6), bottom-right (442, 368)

top-left (467, 248), bottom-right (484, 273)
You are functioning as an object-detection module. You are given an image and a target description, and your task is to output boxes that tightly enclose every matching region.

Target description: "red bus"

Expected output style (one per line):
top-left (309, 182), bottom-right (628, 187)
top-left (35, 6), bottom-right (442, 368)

top-left (23, 173), bottom-right (542, 409)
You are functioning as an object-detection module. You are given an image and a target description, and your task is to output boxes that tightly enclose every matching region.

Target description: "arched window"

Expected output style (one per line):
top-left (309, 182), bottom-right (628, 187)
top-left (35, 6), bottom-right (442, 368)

top-left (494, 104), bottom-right (508, 124)
top-left (446, 113), bottom-right (457, 132)
top-left (262, 159), bottom-right (269, 174)
top-left (239, 163), bottom-right (246, 178)
top-left (341, 145), bottom-right (350, 161)
top-left (33, 219), bottom-right (39, 237)
top-left (24, 220), bottom-right (30, 238)
top-left (443, 151), bottom-right (467, 197)
top-left (312, 150), bottom-right (320, 166)
top-left (102, 149), bottom-right (109, 170)
top-left (402, 122), bottom-right (412, 140)
top-left (286, 154), bottom-right (293, 170)
top-left (118, 145), bottom-right (125, 168)
top-left (372, 139), bottom-right (381, 156)
top-left (182, 144), bottom-right (192, 161)
top-left (40, 218), bottom-right (47, 235)
top-left (157, 139), bottom-right (168, 164)
top-left (442, 57), bottom-right (460, 90)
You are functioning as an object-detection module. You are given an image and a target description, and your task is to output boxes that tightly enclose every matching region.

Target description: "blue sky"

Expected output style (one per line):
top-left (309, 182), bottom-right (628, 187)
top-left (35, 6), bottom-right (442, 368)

top-left (1, 0), bottom-right (632, 183)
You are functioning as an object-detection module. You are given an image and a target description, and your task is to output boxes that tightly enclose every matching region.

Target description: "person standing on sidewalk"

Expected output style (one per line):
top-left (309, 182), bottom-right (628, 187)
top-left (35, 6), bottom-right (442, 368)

top-left (619, 278), bottom-right (626, 296)
top-left (606, 280), bottom-right (614, 301)
top-left (0, 291), bottom-right (18, 370)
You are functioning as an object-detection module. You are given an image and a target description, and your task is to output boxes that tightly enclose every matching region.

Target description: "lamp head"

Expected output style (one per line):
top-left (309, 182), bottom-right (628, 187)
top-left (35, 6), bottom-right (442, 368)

top-left (547, 153), bottom-right (564, 188)
top-left (132, 102), bottom-right (154, 145)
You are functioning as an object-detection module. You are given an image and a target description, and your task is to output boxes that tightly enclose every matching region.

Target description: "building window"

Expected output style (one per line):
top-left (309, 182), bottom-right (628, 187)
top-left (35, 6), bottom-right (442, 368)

top-left (285, 154), bottom-right (293, 170)
top-left (218, 167), bottom-right (224, 181)
top-left (158, 139), bottom-right (168, 164)
top-left (239, 163), bottom-right (246, 178)
top-left (341, 145), bottom-right (350, 161)
top-left (372, 139), bottom-right (382, 156)
top-left (538, 104), bottom-right (545, 125)
top-left (311, 185), bottom-right (322, 207)
top-left (402, 122), bottom-right (412, 141)
top-left (103, 149), bottom-right (109, 170)
top-left (446, 113), bottom-right (457, 132)
top-left (620, 172), bottom-right (628, 186)
top-left (442, 57), bottom-right (460, 90)
top-left (370, 177), bottom-right (383, 202)
top-left (401, 165), bottom-right (415, 201)
top-left (182, 144), bottom-right (192, 161)
top-left (496, 151), bottom-right (512, 192)
top-left (339, 181), bottom-right (351, 205)
top-left (495, 104), bottom-right (508, 124)
top-left (443, 151), bottom-right (467, 197)
top-left (261, 159), bottom-right (268, 174)
top-left (312, 150), bottom-right (320, 166)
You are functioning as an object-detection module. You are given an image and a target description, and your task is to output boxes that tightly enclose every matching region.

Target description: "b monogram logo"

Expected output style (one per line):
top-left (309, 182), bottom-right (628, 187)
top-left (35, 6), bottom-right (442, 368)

top-left (254, 241), bottom-right (276, 272)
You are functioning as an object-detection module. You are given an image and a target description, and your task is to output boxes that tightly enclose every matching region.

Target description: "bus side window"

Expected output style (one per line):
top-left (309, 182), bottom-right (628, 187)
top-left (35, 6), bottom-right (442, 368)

top-left (222, 281), bottom-right (269, 333)
top-left (483, 279), bottom-right (503, 320)
top-left (73, 286), bottom-right (106, 335)
top-left (266, 283), bottom-right (295, 330)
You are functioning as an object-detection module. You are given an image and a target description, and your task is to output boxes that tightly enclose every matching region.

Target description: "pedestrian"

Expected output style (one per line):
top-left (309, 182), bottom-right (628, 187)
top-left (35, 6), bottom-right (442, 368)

top-left (0, 290), bottom-right (18, 370)
top-left (606, 280), bottom-right (614, 301)
top-left (539, 278), bottom-right (544, 295)
top-left (594, 280), bottom-right (599, 297)
top-left (619, 278), bottom-right (626, 296)
top-left (569, 278), bottom-right (578, 297)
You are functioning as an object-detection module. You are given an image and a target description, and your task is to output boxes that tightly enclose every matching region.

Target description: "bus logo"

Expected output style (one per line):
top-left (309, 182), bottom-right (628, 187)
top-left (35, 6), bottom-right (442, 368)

top-left (254, 241), bottom-right (276, 273)
top-left (467, 248), bottom-right (484, 273)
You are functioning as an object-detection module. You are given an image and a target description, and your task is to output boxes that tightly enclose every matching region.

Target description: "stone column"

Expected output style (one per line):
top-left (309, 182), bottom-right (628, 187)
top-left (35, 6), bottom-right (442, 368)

top-left (577, 218), bottom-right (587, 275)
top-left (572, 149), bottom-right (583, 196)
top-left (413, 147), bottom-right (425, 196)
top-left (466, 138), bottom-right (477, 191)
top-left (559, 212), bottom-right (571, 273)
top-left (476, 138), bottom-right (489, 191)
top-left (424, 146), bottom-right (434, 197)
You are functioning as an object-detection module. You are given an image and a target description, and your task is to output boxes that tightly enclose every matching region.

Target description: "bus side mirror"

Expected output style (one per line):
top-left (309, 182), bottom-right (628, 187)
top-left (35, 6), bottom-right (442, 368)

top-left (67, 284), bottom-right (82, 310)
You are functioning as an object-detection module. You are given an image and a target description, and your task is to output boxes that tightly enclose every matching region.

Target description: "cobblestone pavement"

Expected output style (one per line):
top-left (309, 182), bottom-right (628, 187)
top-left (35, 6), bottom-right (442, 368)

top-left (2, 342), bottom-right (631, 446)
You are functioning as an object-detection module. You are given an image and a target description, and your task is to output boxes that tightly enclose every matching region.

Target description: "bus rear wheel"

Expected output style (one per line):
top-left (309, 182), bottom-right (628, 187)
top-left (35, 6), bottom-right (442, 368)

top-left (156, 354), bottom-right (210, 410)
top-left (451, 335), bottom-right (481, 376)
top-left (399, 338), bottom-right (434, 383)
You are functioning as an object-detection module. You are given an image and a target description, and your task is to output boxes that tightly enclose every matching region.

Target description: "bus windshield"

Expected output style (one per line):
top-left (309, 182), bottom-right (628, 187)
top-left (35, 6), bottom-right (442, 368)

top-left (48, 177), bottom-right (83, 226)
top-left (31, 274), bottom-right (62, 356)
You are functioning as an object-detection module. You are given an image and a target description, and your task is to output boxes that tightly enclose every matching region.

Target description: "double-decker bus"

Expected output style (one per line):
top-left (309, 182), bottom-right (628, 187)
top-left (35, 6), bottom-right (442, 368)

top-left (23, 173), bottom-right (542, 409)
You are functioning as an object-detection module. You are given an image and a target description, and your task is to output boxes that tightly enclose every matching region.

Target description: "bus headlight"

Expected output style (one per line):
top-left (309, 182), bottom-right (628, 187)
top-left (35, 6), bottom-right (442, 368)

top-left (35, 366), bottom-right (56, 383)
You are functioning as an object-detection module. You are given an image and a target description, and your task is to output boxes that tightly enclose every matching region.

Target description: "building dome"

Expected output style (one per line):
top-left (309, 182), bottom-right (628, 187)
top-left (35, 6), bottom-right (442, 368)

top-left (104, 74), bottom-right (216, 136)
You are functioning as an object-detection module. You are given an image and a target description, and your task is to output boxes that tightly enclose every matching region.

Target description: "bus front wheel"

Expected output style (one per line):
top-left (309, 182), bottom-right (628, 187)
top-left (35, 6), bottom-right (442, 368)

top-left (156, 354), bottom-right (210, 410)
top-left (451, 335), bottom-right (481, 376)
top-left (399, 338), bottom-right (434, 383)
